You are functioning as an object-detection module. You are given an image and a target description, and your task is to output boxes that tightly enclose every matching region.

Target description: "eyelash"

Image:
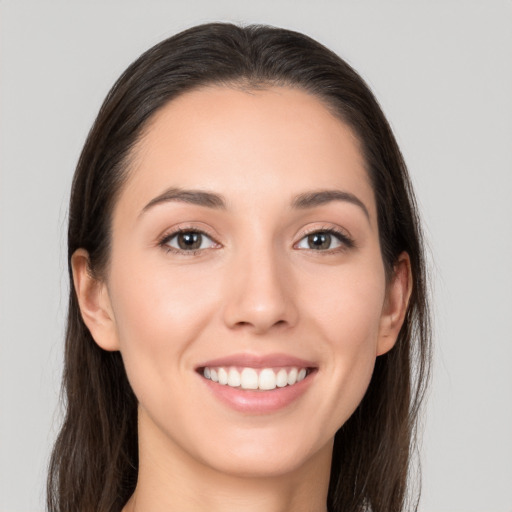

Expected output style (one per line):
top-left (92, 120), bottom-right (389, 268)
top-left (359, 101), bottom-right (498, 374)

top-left (298, 226), bottom-right (355, 253)
top-left (158, 226), bottom-right (218, 256)
top-left (157, 225), bottom-right (355, 256)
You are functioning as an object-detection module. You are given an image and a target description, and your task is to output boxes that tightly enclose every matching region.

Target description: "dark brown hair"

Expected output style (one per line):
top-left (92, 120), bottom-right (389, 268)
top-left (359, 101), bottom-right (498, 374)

top-left (48, 22), bottom-right (431, 512)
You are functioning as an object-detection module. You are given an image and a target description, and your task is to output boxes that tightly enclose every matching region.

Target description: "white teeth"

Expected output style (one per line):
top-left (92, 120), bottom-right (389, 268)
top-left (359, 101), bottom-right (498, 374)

top-left (227, 368), bottom-right (241, 387)
top-left (240, 368), bottom-right (259, 390)
top-left (287, 368), bottom-right (298, 386)
top-left (259, 368), bottom-right (277, 390)
top-left (202, 366), bottom-right (310, 390)
top-left (218, 367), bottom-right (228, 385)
top-left (276, 368), bottom-right (288, 388)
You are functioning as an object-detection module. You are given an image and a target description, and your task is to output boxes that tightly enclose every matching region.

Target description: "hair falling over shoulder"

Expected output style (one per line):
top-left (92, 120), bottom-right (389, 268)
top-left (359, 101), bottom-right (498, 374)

top-left (48, 22), bottom-right (432, 512)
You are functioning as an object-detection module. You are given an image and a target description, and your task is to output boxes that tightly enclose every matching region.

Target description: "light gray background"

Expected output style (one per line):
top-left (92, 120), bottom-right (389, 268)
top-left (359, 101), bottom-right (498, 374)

top-left (1, 1), bottom-right (511, 511)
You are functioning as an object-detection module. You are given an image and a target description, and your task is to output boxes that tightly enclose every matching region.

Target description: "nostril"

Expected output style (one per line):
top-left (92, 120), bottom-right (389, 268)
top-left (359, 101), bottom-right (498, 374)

top-left (233, 318), bottom-right (289, 333)
top-left (233, 321), bottom-right (251, 328)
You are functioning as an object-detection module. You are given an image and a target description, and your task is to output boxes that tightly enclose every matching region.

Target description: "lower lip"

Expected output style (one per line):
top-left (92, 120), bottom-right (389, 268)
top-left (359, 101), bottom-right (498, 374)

top-left (200, 371), bottom-right (316, 414)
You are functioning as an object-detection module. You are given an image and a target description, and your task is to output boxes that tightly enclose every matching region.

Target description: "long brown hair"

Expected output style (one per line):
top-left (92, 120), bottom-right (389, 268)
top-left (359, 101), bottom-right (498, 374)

top-left (48, 22), bottom-right (432, 512)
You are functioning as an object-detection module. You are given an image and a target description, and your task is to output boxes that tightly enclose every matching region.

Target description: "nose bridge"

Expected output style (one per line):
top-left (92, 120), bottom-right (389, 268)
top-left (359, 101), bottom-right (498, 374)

top-left (222, 230), bottom-right (298, 333)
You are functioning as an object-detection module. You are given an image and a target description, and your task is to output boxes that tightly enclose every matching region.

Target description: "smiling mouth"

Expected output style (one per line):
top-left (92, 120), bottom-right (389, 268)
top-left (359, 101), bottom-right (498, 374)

top-left (199, 366), bottom-right (315, 391)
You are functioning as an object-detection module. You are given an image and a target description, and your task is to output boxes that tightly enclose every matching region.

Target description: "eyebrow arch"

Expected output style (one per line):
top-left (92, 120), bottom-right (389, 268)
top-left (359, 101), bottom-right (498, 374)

top-left (140, 187), bottom-right (228, 215)
top-left (140, 186), bottom-right (370, 220)
top-left (292, 189), bottom-right (370, 220)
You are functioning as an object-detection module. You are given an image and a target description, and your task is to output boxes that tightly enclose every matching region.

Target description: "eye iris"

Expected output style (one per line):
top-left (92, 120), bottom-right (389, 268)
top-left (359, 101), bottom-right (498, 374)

top-left (308, 232), bottom-right (331, 250)
top-left (178, 232), bottom-right (202, 250)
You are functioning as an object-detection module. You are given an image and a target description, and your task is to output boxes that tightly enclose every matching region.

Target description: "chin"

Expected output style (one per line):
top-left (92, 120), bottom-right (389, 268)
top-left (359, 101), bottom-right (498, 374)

top-left (187, 423), bottom-right (334, 480)
top-left (202, 447), bottom-right (321, 479)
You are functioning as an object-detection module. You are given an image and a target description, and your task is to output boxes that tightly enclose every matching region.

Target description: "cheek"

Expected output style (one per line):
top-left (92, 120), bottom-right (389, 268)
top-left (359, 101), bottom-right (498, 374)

top-left (111, 244), bottom-right (220, 330)
top-left (107, 254), bottom-right (221, 389)
top-left (305, 260), bottom-right (386, 349)
top-left (302, 263), bottom-right (386, 424)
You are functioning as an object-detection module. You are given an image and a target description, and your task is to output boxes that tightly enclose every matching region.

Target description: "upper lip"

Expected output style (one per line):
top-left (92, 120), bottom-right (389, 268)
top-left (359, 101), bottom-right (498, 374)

top-left (196, 353), bottom-right (318, 370)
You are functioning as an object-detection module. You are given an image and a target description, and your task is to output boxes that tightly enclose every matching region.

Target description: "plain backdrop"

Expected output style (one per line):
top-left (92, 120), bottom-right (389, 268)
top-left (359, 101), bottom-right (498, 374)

top-left (1, 1), bottom-right (511, 511)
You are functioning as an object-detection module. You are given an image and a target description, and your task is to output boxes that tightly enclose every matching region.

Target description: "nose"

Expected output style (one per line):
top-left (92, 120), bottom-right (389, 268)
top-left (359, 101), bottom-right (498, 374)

top-left (222, 244), bottom-right (299, 334)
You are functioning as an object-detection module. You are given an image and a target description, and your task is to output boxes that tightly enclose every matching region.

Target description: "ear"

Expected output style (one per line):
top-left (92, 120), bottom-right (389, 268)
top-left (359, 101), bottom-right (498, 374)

top-left (376, 252), bottom-right (412, 356)
top-left (71, 249), bottom-right (120, 351)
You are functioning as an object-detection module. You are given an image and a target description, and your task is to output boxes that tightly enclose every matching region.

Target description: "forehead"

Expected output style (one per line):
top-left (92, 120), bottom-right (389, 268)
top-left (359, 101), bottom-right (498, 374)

top-left (119, 85), bottom-right (375, 220)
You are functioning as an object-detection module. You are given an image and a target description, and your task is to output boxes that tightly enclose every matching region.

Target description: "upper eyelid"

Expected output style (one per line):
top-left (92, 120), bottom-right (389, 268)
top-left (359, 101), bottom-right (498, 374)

top-left (298, 224), bottom-right (351, 237)
top-left (160, 224), bottom-right (351, 240)
top-left (296, 224), bottom-right (354, 243)
top-left (161, 231), bottom-right (218, 248)
top-left (159, 224), bottom-right (218, 242)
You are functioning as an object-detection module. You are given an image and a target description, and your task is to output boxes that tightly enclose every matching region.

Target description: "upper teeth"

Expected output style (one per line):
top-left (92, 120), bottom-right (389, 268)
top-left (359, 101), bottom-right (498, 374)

top-left (203, 366), bottom-right (308, 390)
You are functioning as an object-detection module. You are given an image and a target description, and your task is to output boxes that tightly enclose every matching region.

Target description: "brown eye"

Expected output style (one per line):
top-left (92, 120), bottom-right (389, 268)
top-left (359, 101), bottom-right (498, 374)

top-left (162, 230), bottom-right (217, 253)
top-left (177, 232), bottom-right (202, 250)
top-left (295, 229), bottom-right (354, 251)
top-left (307, 232), bottom-right (332, 250)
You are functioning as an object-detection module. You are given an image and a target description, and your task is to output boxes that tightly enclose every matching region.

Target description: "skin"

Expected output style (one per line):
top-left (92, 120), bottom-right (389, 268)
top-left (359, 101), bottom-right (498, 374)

top-left (72, 86), bottom-right (411, 512)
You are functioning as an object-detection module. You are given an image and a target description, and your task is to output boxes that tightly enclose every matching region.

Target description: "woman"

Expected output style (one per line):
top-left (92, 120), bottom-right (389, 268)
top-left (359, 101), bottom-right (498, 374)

top-left (48, 22), bottom-right (431, 512)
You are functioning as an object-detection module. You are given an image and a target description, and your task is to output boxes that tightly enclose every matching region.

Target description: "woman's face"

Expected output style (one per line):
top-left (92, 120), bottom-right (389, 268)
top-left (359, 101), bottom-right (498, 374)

top-left (78, 86), bottom-right (408, 479)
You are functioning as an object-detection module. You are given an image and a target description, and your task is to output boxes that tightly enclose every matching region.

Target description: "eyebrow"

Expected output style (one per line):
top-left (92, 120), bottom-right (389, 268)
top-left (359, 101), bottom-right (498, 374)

top-left (291, 189), bottom-right (370, 220)
top-left (141, 187), bottom-right (227, 215)
top-left (140, 186), bottom-right (370, 220)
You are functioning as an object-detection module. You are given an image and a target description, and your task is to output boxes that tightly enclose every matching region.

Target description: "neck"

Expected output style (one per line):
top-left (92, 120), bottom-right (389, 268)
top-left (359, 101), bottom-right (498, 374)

top-left (123, 412), bottom-right (332, 512)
